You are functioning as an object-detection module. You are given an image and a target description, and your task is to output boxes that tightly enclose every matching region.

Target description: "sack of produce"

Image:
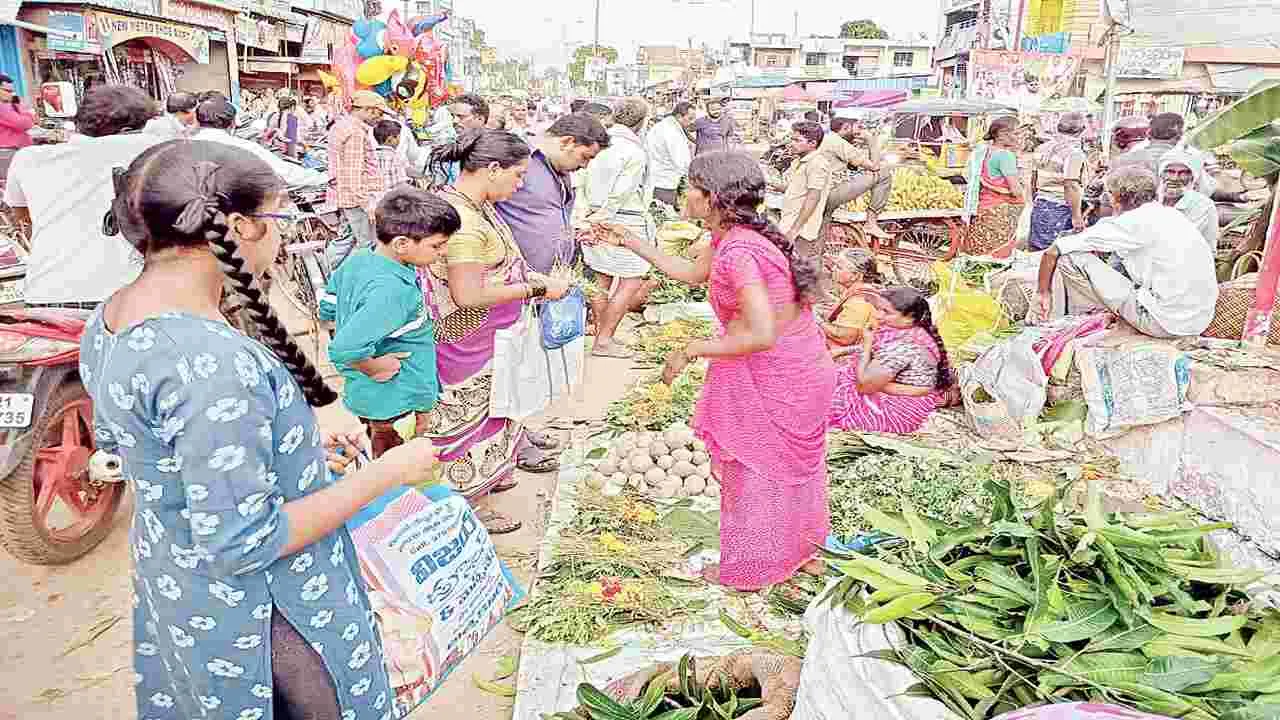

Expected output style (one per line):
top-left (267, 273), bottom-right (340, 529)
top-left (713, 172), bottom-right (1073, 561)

top-left (960, 331), bottom-right (1048, 440)
top-left (347, 485), bottom-right (524, 715)
top-left (1076, 340), bottom-right (1190, 438)
top-left (932, 261), bottom-right (1006, 351)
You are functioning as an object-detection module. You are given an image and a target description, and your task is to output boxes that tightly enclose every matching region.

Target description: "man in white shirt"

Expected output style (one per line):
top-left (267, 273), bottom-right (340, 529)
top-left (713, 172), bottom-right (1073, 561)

top-left (143, 91), bottom-right (198, 139)
top-left (191, 97), bottom-right (327, 188)
top-left (4, 85), bottom-right (164, 306)
top-left (644, 101), bottom-right (695, 207)
top-left (1037, 165), bottom-right (1218, 338)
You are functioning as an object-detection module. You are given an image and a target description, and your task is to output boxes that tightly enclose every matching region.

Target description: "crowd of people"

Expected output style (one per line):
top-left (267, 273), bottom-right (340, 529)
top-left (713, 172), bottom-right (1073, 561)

top-left (0, 76), bottom-right (1245, 719)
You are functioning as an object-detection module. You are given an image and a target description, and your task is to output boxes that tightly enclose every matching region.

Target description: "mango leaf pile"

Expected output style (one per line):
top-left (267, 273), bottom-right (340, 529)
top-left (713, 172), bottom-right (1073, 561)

top-left (827, 478), bottom-right (1279, 720)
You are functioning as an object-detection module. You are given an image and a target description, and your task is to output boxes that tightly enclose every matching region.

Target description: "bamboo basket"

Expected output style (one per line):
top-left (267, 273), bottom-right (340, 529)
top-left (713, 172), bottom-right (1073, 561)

top-left (1203, 273), bottom-right (1280, 345)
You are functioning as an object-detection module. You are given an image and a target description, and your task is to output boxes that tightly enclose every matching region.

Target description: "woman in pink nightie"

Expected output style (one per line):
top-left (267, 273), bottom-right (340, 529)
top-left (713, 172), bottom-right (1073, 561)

top-left (610, 151), bottom-right (836, 591)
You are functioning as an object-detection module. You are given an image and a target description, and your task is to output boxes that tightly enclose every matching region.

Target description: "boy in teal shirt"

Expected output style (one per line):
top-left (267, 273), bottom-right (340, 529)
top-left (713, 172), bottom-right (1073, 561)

top-left (320, 186), bottom-right (461, 457)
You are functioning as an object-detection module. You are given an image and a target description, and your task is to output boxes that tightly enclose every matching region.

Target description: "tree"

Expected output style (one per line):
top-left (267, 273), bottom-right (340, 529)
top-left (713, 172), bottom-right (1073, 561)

top-left (839, 19), bottom-right (890, 40)
top-left (568, 44), bottom-right (619, 89)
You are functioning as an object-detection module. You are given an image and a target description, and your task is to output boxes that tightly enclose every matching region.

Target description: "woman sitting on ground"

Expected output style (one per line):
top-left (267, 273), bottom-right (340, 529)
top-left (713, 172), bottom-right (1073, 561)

top-left (822, 248), bottom-right (882, 350)
top-left (828, 286), bottom-right (955, 434)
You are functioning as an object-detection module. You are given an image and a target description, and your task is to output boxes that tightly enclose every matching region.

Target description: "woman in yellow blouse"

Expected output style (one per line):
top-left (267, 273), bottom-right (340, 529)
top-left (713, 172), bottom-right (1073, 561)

top-left (422, 129), bottom-right (570, 534)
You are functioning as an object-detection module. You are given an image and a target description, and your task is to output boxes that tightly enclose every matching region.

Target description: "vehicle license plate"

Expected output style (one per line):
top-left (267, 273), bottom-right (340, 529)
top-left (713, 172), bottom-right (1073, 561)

top-left (0, 393), bottom-right (34, 428)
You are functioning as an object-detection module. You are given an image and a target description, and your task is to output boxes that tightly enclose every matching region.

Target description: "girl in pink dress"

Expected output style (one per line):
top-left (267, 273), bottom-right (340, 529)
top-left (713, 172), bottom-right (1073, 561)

top-left (610, 151), bottom-right (836, 591)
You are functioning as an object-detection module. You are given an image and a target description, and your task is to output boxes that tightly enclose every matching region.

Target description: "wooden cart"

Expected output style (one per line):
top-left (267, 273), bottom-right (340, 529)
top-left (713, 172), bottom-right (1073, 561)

top-left (823, 207), bottom-right (964, 286)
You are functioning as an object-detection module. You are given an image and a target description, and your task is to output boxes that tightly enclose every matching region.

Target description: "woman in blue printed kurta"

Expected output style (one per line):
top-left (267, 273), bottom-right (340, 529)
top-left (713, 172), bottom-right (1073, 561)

top-left (90, 139), bottom-right (436, 720)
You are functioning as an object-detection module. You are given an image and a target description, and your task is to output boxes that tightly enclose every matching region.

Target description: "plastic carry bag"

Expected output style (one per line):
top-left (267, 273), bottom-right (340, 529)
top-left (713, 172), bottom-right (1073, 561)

top-left (491, 304), bottom-right (585, 420)
top-left (960, 332), bottom-right (1049, 440)
top-left (540, 288), bottom-right (586, 350)
top-left (931, 261), bottom-right (1006, 351)
top-left (347, 484), bottom-right (525, 716)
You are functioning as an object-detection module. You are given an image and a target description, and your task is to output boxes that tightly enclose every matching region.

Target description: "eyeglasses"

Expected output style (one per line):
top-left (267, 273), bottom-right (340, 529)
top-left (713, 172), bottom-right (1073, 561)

top-left (251, 211), bottom-right (301, 235)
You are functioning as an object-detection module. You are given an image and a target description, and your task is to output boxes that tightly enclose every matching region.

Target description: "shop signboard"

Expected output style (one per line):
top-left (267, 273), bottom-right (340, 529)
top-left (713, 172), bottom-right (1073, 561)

top-left (300, 15), bottom-right (336, 61)
top-left (1020, 32), bottom-right (1068, 54)
top-left (94, 10), bottom-right (211, 63)
top-left (92, 0), bottom-right (163, 15)
top-left (967, 49), bottom-right (1081, 111)
top-left (235, 12), bottom-right (281, 50)
top-left (164, 0), bottom-right (236, 31)
top-left (1115, 45), bottom-right (1184, 79)
top-left (47, 11), bottom-right (88, 51)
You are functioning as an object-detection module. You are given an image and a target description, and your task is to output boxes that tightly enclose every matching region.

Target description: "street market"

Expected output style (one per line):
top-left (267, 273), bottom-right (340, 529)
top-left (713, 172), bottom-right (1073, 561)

top-left (2, 1), bottom-right (1280, 719)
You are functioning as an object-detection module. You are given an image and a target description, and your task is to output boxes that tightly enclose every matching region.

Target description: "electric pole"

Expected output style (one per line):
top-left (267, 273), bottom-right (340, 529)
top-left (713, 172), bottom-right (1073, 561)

top-left (1100, 24), bottom-right (1121, 163)
top-left (593, 0), bottom-right (603, 96)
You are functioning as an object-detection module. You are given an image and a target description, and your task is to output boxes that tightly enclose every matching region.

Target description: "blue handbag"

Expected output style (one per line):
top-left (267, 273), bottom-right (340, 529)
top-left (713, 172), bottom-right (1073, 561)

top-left (539, 288), bottom-right (586, 350)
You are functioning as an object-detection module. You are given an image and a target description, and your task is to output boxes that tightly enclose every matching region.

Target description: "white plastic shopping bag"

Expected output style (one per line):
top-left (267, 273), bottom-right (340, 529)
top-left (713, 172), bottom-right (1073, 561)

top-left (347, 485), bottom-right (525, 715)
top-left (490, 304), bottom-right (584, 420)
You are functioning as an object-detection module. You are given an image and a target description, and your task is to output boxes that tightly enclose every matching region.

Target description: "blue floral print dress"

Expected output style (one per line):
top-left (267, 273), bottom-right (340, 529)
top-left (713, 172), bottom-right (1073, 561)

top-left (80, 310), bottom-right (395, 720)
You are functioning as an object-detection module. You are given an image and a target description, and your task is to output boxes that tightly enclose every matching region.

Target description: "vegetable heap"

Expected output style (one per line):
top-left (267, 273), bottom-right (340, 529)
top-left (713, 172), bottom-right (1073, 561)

top-left (588, 423), bottom-right (718, 499)
top-left (828, 478), bottom-right (1277, 720)
top-left (606, 366), bottom-right (706, 432)
top-left (553, 654), bottom-right (765, 720)
top-left (633, 320), bottom-right (716, 367)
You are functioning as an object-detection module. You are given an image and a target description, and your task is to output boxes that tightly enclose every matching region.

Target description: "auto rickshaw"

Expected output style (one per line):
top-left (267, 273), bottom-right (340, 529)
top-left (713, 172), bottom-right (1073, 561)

top-left (884, 98), bottom-right (1018, 178)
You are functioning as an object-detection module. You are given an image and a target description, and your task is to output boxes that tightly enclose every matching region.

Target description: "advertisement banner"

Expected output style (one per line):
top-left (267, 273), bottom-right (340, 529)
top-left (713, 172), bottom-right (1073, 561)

top-left (1115, 45), bottom-right (1184, 79)
top-left (94, 11), bottom-right (210, 63)
top-left (300, 16), bottom-right (330, 62)
top-left (1020, 32), bottom-right (1068, 54)
top-left (967, 50), bottom-right (1081, 111)
top-left (47, 11), bottom-right (88, 51)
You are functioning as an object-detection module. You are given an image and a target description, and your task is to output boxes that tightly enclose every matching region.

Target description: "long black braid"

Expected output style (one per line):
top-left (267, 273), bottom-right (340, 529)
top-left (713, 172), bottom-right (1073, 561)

top-left (123, 142), bottom-right (337, 408)
top-left (881, 286), bottom-right (954, 390)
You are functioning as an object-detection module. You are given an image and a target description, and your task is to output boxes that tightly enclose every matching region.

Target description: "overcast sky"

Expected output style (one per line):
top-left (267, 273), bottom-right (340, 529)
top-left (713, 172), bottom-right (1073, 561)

top-left (462, 0), bottom-right (944, 67)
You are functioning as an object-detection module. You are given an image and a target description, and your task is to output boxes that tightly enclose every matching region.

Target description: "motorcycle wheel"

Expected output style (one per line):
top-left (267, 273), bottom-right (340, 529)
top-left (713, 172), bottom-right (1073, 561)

top-left (0, 379), bottom-right (123, 564)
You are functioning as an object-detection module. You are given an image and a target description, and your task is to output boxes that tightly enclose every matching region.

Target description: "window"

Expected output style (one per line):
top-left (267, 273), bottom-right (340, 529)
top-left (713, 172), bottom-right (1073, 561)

top-left (893, 51), bottom-right (914, 68)
top-left (842, 56), bottom-right (858, 73)
top-left (805, 52), bottom-right (825, 66)
top-left (765, 55), bottom-right (778, 67)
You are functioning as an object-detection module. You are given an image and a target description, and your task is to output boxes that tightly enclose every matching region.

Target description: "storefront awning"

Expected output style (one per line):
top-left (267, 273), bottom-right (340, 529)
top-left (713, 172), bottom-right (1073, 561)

top-left (1, 18), bottom-right (78, 37)
top-left (1205, 63), bottom-right (1280, 94)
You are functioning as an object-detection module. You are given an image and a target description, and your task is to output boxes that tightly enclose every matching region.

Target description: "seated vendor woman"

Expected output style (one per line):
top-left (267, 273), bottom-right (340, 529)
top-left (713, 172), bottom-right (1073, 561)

top-left (827, 287), bottom-right (955, 434)
top-left (822, 248), bottom-right (881, 350)
top-left (1035, 165), bottom-right (1218, 339)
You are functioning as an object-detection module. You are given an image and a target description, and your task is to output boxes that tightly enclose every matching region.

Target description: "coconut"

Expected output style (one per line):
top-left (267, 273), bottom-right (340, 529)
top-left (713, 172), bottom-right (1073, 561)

top-left (649, 441), bottom-right (670, 459)
top-left (587, 472), bottom-right (608, 490)
top-left (630, 453), bottom-right (655, 473)
top-left (597, 459), bottom-right (619, 476)
top-left (656, 480), bottom-right (681, 498)
top-left (637, 431), bottom-right (656, 446)
top-left (679, 430), bottom-right (697, 448)
top-left (628, 473), bottom-right (645, 488)
top-left (691, 451), bottom-right (709, 466)
top-left (610, 472), bottom-right (628, 486)
top-left (656, 455), bottom-right (675, 470)
top-left (696, 463), bottom-right (711, 479)
top-left (672, 460), bottom-right (697, 478)
top-left (683, 476), bottom-right (707, 495)
top-left (618, 431), bottom-right (637, 446)
top-left (617, 458), bottom-right (633, 476)
top-left (645, 468), bottom-right (667, 485)
top-left (672, 447), bottom-right (694, 464)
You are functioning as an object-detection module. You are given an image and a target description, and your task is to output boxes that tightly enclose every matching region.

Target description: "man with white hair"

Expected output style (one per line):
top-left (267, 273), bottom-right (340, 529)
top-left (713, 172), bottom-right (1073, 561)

top-left (1037, 165), bottom-right (1218, 338)
top-left (1158, 149), bottom-right (1219, 248)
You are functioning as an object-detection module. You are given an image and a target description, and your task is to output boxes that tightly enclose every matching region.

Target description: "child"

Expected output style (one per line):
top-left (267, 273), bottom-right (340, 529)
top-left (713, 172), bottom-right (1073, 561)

top-left (373, 118), bottom-right (410, 205)
top-left (823, 248), bottom-right (882, 353)
top-left (320, 186), bottom-right (462, 457)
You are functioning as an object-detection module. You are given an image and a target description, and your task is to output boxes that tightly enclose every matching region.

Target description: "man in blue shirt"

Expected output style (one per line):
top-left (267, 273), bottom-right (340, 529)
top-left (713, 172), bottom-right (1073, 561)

top-left (693, 98), bottom-right (738, 156)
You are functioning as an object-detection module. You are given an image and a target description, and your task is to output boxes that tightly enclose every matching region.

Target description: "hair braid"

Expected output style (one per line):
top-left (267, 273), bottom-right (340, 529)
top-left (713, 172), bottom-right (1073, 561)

top-left (205, 211), bottom-right (337, 407)
top-left (914, 303), bottom-right (954, 390)
top-left (723, 206), bottom-right (821, 304)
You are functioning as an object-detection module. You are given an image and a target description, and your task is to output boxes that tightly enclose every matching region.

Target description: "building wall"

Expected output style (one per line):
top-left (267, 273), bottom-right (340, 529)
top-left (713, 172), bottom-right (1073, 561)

top-left (752, 49), bottom-right (794, 68)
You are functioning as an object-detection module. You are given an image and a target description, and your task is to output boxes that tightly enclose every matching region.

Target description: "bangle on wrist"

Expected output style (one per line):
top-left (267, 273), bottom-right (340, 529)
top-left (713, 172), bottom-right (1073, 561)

top-left (527, 279), bottom-right (548, 299)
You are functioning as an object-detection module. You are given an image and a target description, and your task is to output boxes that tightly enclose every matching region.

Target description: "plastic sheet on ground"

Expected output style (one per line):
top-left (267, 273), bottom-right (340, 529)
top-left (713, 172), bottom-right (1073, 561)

top-left (642, 301), bottom-right (716, 325)
top-left (510, 438), bottom-right (804, 720)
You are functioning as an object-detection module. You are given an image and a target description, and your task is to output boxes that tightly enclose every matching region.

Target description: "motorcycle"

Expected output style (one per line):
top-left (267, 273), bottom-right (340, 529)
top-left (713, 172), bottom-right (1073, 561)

top-left (0, 306), bottom-right (124, 564)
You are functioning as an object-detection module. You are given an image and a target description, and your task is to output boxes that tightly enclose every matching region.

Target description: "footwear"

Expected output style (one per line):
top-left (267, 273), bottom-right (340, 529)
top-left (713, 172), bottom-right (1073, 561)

top-left (491, 477), bottom-right (519, 494)
top-left (800, 558), bottom-right (826, 576)
top-left (863, 222), bottom-right (893, 240)
top-left (526, 430), bottom-right (560, 451)
top-left (474, 508), bottom-right (522, 535)
top-left (516, 451), bottom-right (560, 474)
top-left (591, 342), bottom-right (633, 359)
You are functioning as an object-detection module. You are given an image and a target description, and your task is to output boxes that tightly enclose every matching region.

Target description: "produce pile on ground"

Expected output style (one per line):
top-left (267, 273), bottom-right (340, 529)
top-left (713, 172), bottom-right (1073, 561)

top-left (826, 477), bottom-right (1278, 720)
top-left (586, 422), bottom-right (718, 499)
top-left (509, 489), bottom-right (713, 645)
top-left (605, 365), bottom-right (706, 432)
top-left (826, 432), bottom-right (995, 544)
top-left (644, 221), bottom-right (710, 305)
top-left (632, 319), bottom-right (716, 367)
top-left (842, 167), bottom-right (964, 214)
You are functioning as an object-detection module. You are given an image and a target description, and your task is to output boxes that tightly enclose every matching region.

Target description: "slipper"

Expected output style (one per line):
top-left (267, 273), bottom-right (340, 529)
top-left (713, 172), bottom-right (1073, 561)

top-left (491, 478), bottom-right (519, 494)
top-left (526, 430), bottom-right (560, 451)
top-left (475, 508), bottom-right (522, 535)
top-left (517, 453), bottom-right (560, 474)
top-left (800, 558), bottom-right (827, 576)
top-left (863, 224), bottom-right (893, 240)
top-left (591, 343), bottom-right (633, 359)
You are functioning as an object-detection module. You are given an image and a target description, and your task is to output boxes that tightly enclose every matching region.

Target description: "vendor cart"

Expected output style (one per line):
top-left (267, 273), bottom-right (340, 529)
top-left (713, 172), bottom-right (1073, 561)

top-left (885, 98), bottom-right (1018, 178)
top-left (823, 207), bottom-right (965, 287)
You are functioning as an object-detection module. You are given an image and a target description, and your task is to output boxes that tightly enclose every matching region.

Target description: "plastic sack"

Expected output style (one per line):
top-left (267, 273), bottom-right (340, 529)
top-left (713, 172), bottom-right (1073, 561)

top-left (1077, 341), bottom-right (1191, 439)
top-left (932, 261), bottom-right (1005, 351)
top-left (347, 484), bottom-right (525, 715)
top-left (793, 579), bottom-right (961, 720)
top-left (540, 288), bottom-right (586, 350)
top-left (959, 331), bottom-right (1049, 440)
top-left (994, 703), bottom-right (1174, 720)
top-left (1014, 203), bottom-right (1032, 244)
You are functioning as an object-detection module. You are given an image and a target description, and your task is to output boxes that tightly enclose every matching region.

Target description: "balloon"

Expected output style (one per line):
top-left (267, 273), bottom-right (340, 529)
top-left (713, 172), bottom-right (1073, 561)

top-left (382, 9), bottom-right (414, 58)
top-left (374, 77), bottom-right (395, 97)
top-left (393, 62), bottom-right (422, 102)
top-left (352, 19), bottom-right (387, 58)
top-left (410, 11), bottom-right (449, 36)
top-left (355, 55), bottom-right (408, 86)
top-left (331, 43), bottom-right (361, 105)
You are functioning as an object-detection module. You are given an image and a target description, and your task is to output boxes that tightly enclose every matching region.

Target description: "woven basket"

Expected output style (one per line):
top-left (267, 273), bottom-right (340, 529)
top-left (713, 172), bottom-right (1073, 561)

top-left (1202, 273), bottom-right (1280, 345)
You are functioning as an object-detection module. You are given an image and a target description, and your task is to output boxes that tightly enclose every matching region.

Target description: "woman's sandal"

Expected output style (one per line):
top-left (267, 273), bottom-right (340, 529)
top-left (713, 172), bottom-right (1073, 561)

top-left (491, 478), bottom-right (520, 494)
top-left (526, 430), bottom-right (561, 451)
top-left (591, 342), bottom-right (633, 359)
top-left (516, 453), bottom-right (560, 474)
top-left (475, 508), bottom-right (522, 535)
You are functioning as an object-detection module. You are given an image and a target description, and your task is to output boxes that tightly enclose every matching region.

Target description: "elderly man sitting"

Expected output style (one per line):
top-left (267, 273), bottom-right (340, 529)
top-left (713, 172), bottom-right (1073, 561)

top-left (1159, 150), bottom-right (1219, 248)
top-left (1036, 165), bottom-right (1218, 338)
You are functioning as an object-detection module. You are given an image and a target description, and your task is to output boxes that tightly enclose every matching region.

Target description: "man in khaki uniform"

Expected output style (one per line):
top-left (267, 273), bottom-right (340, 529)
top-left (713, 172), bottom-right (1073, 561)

top-left (775, 120), bottom-right (831, 260)
top-left (819, 116), bottom-right (893, 240)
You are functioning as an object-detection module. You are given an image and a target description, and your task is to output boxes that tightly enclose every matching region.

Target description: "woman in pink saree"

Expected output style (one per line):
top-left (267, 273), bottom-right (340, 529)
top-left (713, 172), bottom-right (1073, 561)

top-left (610, 151), bottom-right (836, 591)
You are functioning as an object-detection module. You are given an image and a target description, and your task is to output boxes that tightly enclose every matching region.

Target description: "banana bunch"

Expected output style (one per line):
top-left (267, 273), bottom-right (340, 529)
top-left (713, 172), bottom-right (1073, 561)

top-left (843, 168), bottom-right (965, 213)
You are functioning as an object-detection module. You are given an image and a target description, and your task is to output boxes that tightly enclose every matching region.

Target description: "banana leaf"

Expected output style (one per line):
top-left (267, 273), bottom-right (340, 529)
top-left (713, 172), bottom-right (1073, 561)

top-left (1187, 82), bottom-right (1280, 152)
top-left (1229, 124), bottom-right (1280, 179)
